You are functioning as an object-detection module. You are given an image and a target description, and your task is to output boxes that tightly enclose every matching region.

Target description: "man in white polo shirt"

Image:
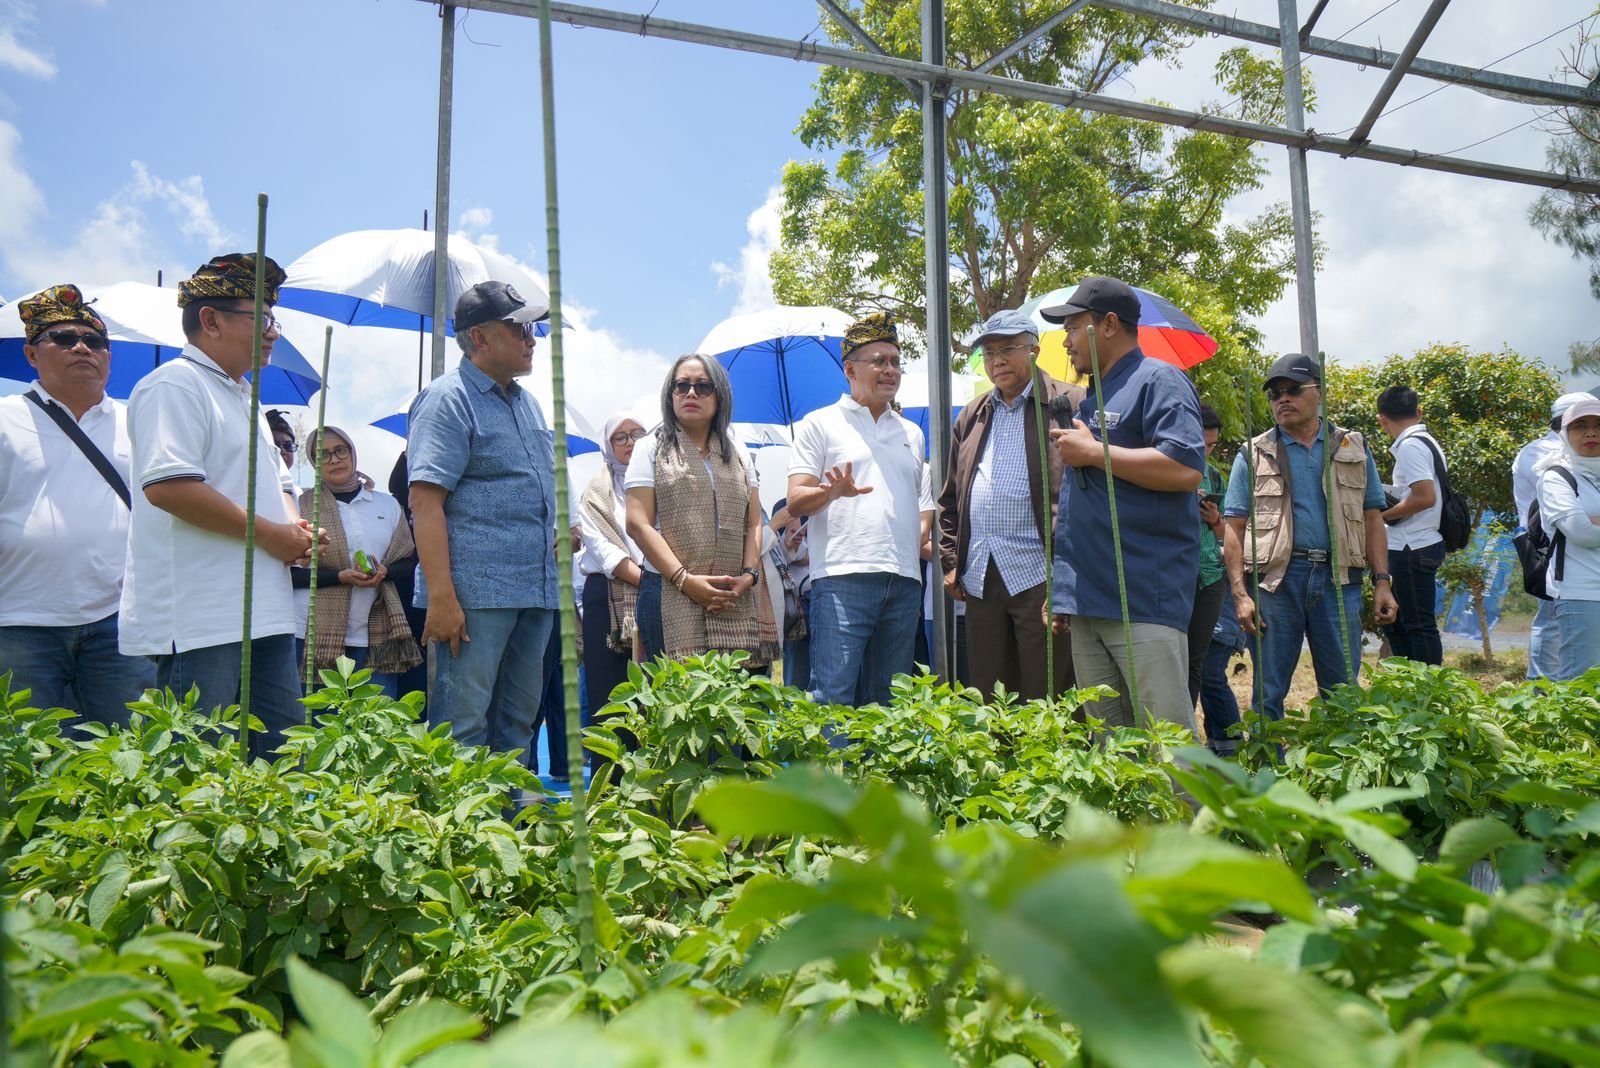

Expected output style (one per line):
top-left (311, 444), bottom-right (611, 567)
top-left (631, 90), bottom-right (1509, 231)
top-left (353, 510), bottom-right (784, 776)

top-left (787, 312), bottom-right (934, 708)
top-left (0, 284), bottom-right (154, 726)
top-left (119, 254), bottom-right (316, 757)
top-left (1376, 385), bottom-right (1446, 665)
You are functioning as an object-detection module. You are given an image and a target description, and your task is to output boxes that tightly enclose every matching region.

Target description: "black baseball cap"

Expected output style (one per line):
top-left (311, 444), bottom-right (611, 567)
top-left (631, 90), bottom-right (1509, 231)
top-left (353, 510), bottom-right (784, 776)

top-left (1040, 276), bottom-right (1142, 326)
top-left (454, 280), bottom-right (550, 333)
top-left (1262, 353), bottom-right (1322, 389)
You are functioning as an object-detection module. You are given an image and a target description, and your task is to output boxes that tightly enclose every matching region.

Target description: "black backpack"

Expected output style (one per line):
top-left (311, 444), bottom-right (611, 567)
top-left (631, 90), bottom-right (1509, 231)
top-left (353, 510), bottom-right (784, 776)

top-left (1417, 436), bottom-right (1472, 553)
top-left (1513, 465), bottom-right (1579, 601)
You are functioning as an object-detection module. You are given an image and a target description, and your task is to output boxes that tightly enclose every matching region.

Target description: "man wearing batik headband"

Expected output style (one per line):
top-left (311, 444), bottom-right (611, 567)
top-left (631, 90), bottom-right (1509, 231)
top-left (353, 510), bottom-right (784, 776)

top-left (787, 311), bottom-right (935, 711)
top-left (119, 253), bottom-right (318, 759)
top-left (0, 284), bottom-right (155, 727)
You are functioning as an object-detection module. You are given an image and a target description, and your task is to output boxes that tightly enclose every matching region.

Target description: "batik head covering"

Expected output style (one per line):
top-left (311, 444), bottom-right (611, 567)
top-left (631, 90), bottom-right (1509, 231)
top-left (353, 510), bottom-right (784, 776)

top-left (841, 311), bottom-right (898, 359)
top-left (18, 284), bottom-right (107, 343)
top-left (176, 253), bottom-right (286, 307)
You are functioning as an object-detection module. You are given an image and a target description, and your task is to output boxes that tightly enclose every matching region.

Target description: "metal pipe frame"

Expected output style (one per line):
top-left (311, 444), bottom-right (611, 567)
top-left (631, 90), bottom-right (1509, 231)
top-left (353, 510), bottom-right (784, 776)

top-left (816, 0), bottom-right (919, 93)
top-left (425, 0), bottom-right (1600, 196)
top-left (974, 0), bottom-right (1093, 75)
top-left (431, 4), bottom-right (456, 381)
top-left (1344, 0), bottom-right (1452, 149)
top-left (922, 0), bottom-right (954, 681)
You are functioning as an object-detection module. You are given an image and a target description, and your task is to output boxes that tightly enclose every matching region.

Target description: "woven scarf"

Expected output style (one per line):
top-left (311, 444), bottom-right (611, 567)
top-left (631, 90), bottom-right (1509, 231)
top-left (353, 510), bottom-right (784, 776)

top-left (298, 486), bottom-right (423, 682)
top-left (652, 438), bottom-right (778, 666)
top-left (579, 468), bottom-right (640, 654)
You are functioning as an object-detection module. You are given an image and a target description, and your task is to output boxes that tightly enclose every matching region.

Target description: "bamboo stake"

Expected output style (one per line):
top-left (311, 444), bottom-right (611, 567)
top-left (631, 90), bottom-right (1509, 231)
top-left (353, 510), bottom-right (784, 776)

top-left (537, 0), bottom-right (597, 982)
top-left (302, 327), bottom-right (334, 699)
top-left (238, 194), bottom-right (268, 760)
top-left (1085, 322), bottom-right (1143, 722)
top-left (1031, 359), bottom-right (1056, 697)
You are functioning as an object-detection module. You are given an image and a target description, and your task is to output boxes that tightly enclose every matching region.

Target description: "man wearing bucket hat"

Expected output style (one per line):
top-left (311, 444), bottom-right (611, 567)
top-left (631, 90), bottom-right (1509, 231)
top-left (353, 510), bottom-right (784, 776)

top-left (1513, 390), bottom-right (1596, 679)
top-left (1223, 353), bottom-right (1397, 722)
top-left (119, 254), bottom-right (316, 757)
top-left (407, 280), bottom-right (558, 759)
top-left (936, 308), bottom-right (1081, 700)
top-left (0, 284), bottom-right (154, 727)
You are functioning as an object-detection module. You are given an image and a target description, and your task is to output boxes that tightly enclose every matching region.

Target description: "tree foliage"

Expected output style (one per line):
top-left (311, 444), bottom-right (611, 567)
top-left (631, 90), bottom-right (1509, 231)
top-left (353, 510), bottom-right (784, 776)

top-left (1529, 17), bottom-right (1600, 299)
top-left (770, 0), bottom-right (1307, 415)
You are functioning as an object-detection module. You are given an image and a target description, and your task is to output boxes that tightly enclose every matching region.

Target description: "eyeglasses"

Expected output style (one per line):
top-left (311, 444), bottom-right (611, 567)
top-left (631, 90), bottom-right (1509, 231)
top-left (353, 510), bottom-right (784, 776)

top-left (848, 355), bottom-right (903, 371)
top-left (1266, 382), bottom-right (1315, 401)
top-left (672, 380), bottom-right (716, 398)
top-left (319, 445), bottom-right (352, 463)
top-left (40, 329), bottom-right (109, 352)
top-left (984, 343), bottom-right (1034, 359)
top-left (610, 428), bottom-right (648, 445)
top-left (275, 438), bottom-right (298, 454)
top-left (211, 307), bottom-right (281, 335)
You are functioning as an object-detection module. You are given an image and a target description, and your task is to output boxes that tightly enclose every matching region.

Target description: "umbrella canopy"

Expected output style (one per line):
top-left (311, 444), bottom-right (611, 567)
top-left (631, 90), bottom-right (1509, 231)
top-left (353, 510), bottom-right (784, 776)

top-left (897, 364), bottom-right (979, 459)
top-left (279, 228), bottom-right (550, 337)
top-left (0, 281), bottom-right (321, 404)
top-left (966, 284), bottom-right (1218, 386)
top-left (697, 306), bottom-right (852, 427)
top-left (372, 402), bottom-right (602, 457)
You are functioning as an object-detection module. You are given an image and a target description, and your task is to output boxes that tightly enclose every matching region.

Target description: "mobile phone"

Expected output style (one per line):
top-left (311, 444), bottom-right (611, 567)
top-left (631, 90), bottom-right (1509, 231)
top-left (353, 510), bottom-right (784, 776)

top-left (1203, 491), bottom-right (1224, 507)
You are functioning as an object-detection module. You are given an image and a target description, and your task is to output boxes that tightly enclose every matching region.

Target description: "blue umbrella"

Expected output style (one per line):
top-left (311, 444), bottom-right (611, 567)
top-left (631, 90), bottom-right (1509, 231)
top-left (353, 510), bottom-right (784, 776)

top-left (372, 408), bottom-right (600, 456)
top-left (696, 306), bottom-right (853, 428)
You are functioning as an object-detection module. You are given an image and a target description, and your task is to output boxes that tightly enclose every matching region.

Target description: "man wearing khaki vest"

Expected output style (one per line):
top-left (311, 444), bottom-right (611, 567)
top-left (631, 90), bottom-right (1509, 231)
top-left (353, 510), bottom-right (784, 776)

top-left (1222, 354), bottom-right (1396, 722)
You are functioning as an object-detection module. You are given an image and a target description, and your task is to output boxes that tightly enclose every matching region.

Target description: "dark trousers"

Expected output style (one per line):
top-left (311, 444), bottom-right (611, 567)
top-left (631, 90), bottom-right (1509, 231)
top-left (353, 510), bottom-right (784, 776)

top-left (1186, 578), bottom-right (1226, 705)
top-left (582, 572), bottom-right (632, 710)
top-left (535, 617), bottom-right (568, 777)
top-left (157, 634), bottom-right (302, 760)
top-left (1387, 542), bottom-right (1445, 666)
top-left (964, 560), bottom-right (1071, 700)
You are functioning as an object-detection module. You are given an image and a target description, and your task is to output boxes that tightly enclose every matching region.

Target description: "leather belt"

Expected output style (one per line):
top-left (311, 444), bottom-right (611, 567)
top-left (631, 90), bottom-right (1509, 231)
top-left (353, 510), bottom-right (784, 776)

top-left (1290, 548), bottom-right (1331, 562)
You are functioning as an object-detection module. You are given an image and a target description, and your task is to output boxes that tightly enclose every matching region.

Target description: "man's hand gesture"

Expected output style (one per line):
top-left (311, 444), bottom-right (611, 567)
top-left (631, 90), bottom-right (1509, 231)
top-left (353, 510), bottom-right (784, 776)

top-left (821, 461), bottom-right (873, 502)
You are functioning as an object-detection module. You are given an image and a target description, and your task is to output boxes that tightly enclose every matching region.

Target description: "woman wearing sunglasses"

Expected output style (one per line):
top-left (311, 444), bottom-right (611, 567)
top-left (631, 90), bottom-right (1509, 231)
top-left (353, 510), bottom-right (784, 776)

top-left (624, 355), bottom-right (778, 670)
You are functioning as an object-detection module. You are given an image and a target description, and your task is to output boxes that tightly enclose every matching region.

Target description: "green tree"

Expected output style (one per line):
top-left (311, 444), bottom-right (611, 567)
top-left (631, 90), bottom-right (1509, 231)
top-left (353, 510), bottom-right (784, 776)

top-left (769, 0), bottom-right (1307, 432)
top-left (1528, 18), bottom-right (1600, 298)
top-left (1324, 344), bottom-right (1561, 658)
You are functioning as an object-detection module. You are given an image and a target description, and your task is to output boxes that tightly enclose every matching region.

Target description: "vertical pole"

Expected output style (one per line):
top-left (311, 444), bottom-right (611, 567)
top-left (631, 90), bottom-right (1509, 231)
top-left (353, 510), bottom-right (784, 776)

top-left (537, 0), bottom-right (597, 983)
top-left (303, 327), bottom-right (334, 699)
top-left (419, 209), bottom-right (429, 391)
top-left (431, 6), bottom-right (456, 382)
top-left (239, 194), bottom-right (269, 759)
top-left (922, 0), bottom-right (954, 681)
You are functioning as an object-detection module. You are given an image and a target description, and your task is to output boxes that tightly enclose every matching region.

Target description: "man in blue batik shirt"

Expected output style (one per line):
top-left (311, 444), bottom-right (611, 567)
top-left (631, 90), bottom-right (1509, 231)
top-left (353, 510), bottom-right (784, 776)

top-left (1046, 277), bottom-right (1206, 733)
top-left (408, 281), bottom-right (557, 756)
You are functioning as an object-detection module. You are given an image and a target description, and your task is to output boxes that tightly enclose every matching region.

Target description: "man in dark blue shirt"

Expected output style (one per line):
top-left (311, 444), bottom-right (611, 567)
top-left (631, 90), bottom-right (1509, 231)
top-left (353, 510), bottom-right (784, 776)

top-left (1046, 277), bottom-right (1205, 733)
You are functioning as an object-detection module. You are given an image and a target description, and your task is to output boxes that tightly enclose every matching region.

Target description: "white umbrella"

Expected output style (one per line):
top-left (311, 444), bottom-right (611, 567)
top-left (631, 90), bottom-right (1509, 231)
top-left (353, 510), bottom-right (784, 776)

top-left (278, 228), bottom-right (549, 332)
top-left (697, 305), bottom-right (853, 428)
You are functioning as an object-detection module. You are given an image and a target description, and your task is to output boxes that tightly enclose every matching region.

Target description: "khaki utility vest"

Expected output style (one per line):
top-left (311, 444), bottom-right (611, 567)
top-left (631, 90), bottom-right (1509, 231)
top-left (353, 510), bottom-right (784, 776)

top-left (1243, 424), bottom-right (1371, 592)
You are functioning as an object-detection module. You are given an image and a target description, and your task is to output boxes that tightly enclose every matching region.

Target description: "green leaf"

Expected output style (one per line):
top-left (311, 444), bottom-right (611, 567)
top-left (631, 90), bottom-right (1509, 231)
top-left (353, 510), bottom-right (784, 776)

top-left (286, 957), bottom-right (376, 1063)
top-left (800, 1013), bottom-right (959, 1066)
top-left (13, 973), bottom-right (161, 1039)
top-left (1129, 832), bottom-right (1316, 923)
top-left (216, 823), bottom-right (248, 862)
top-left (376, 999), bottom-right (484, 1068)
top-left (88, 850), bottom-right (132, 931)
top-left (1437, 818), bottom-right (1522, 873)
top-left (695, 768), bottom-right (856, 841)
top-left (221, 1030), bottom-right (292, 1068)
top-left (745, 905), bottom-right (919, 978)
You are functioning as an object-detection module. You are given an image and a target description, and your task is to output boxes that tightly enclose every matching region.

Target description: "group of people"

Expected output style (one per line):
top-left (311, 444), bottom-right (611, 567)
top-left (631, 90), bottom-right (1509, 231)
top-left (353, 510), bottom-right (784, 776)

top-left (4, 258), bottom-right (1598, 767)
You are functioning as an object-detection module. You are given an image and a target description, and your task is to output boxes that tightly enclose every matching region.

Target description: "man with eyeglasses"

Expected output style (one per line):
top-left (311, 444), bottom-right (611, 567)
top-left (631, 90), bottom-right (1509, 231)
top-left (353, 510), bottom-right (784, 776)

top-left (787, 311), bottom-right (935, 710)
top-left (406, 281), bottom-right (558, 764)
top-left (1223, 353), bottom-right (1397, 723)
top-left (0, 284), bottom-right (155, 727)
top-left (120, 254), bottom-right (317, 758)
top-left (936, 308), bottom-right (1081, 701)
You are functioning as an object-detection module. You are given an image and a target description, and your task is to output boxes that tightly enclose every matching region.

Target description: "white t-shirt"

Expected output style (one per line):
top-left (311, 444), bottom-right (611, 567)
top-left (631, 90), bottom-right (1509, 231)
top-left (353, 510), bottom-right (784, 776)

top-left (1514, 432), bottom-right (1562, 528)
top-left (294, 487), bottom-right (403, 647)
top-left (1539, 463), bottom-right (1600, 601)
top-left (120, 346), bottom-right (298, 655)
top-left (623, 434), bottom-right (758, 574)
top-left (1387, 424), bottom-right (1444, 550)
top-left (788, 395), bottom-right (934, 581)
top-left (577, 477), bottom-right (643, 579)
top-left (0, 384), bottom-right (132, 627)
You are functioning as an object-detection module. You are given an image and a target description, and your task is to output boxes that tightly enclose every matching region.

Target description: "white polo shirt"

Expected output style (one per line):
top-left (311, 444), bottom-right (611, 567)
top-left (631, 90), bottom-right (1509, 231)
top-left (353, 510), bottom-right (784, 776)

top-left (1388, 423), bottom-right (1444, 551)
top-left (119, 346), bottom-right (298, 655)
top-left (788, 395), bottom-right (934, 581)
top-left (0, 383), bottom-right (132, 627)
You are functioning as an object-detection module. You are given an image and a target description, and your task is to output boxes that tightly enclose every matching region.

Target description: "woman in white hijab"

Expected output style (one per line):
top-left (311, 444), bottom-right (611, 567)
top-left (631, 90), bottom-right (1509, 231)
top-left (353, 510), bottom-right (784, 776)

top-left (1535, 395), bottom-right (1600, 681)
top-left (578, 411), bottom-right (648, 710)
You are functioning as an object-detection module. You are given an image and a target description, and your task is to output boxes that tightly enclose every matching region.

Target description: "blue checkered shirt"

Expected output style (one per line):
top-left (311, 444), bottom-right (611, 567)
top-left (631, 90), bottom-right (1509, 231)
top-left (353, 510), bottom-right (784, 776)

top-left (961, 384), bottom-right (1046, 598)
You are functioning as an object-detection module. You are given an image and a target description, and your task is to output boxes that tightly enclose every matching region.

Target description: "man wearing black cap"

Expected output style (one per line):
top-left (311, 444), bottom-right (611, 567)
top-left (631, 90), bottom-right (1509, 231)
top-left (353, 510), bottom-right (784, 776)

top-left (1222, 354), bottom-right (1397, 722)
top-left (407, 280), bottom-right (558, 759)
top-left (1043, 276), bottom-right (1206, 732)
top-left (120, 254), bottom-right (316, 757)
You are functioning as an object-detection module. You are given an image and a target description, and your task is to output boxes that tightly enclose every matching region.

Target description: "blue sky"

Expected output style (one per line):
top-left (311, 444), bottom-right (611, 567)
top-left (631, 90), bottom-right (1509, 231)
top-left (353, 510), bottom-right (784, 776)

top-left (3, 0), bottom-right (1597, 489)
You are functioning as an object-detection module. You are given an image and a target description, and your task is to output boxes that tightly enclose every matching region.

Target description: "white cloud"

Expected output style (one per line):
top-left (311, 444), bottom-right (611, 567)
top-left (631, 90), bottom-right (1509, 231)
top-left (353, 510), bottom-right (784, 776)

top-left (128, 162), bottom-right (231, 249)
top-left (0, 26), bottom-right (53, 78)
top-left (456, 207), bottom-right (500, 250)
top-left (711, 186), bottom-right (782, 316)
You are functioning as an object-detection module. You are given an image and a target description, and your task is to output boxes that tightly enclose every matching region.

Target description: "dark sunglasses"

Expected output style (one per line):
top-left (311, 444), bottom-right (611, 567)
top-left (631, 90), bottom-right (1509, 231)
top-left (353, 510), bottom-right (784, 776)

top-left (40, 329), bottom-right (109, 352)
top-left (672, 380), bottom-right (716, 398)
top-left (275, 438), bottom-right (298, 454)
top-left (1266, 382), bottom-right (1315, 401)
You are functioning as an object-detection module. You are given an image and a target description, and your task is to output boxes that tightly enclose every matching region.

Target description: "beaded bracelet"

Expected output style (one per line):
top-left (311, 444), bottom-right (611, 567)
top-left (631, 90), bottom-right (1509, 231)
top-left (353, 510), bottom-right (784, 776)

top-left (671, 565), bottom-right (687, 590)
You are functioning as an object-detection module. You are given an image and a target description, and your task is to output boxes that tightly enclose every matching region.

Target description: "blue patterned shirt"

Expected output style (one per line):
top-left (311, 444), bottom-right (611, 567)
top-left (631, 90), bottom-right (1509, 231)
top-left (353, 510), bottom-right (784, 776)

top-left (962, 383), bottom-right (1046, 597)
top-left (407, 358), bottom-right (558, 610)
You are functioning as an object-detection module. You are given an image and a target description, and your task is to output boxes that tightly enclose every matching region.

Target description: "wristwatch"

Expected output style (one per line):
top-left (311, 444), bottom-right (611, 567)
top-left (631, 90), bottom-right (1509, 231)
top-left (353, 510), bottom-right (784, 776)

top-left (741, 566), bottom-right (761, 586)
top-left (1371, 571), bottom-right (1392, 584)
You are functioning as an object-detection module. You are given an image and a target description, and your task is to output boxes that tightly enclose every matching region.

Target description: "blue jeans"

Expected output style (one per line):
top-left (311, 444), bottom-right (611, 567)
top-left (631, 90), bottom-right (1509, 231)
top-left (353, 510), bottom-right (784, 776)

top-left (1528, 598), bottom-right (1562, 680)
top-left (1254, 559), bottom-right (1363, 721)
top-left (294, 642), bottom-right (399, 699)
top-left (0, 613), bottom-right (153, 730)
top-left (157, 635), bottom-right (303, 759)
top-left (783, 636), bottom-right (812, 691)
top-left (808, 573), bottom-right (922, 707)
top-left (1386, 542), bottom-right (1445, 665)
top-left (1554, 598), bottom-right (1600, 682)
top-left (429, 606), bottom-right (554, 756)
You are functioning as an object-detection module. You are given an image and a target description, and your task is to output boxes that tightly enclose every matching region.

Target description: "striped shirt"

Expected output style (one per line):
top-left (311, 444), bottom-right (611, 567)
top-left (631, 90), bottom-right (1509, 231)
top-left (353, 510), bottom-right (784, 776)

top-left (962, 384), bottom-right (1046, 598)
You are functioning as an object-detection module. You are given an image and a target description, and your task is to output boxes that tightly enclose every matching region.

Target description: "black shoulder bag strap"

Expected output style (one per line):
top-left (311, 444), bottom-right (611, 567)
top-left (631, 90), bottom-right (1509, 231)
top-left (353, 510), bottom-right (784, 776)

top-left (1418, 434), bottom-right (1452, 495)
top-left (24, 390), bottom-right (132, 510)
